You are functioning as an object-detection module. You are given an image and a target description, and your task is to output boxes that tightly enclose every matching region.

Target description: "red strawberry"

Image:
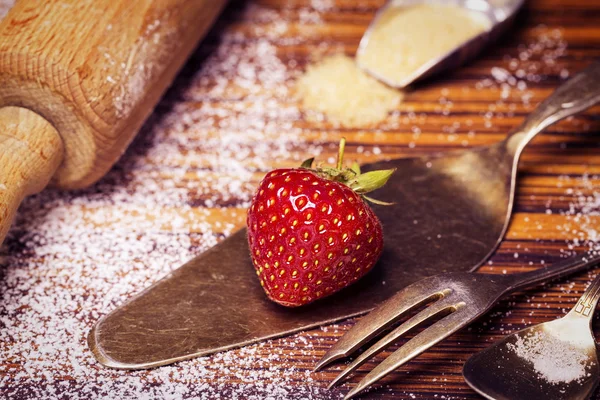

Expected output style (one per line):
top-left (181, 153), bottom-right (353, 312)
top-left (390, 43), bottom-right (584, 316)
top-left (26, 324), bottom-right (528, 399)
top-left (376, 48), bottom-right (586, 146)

top-left (246, 139), bottom-right (394, 307)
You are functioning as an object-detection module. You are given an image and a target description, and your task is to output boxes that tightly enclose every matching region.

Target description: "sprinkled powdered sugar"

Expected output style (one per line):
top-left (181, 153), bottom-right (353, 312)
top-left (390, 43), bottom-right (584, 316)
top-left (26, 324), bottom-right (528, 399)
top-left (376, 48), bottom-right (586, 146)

top-left (393, 24), bottom-right (572, 150)
top-left (507, 330), bottom-right (591, 384)
top-left (296, 54), bottom-right (404, 127)
top-left (559, 174), bottom-right (600, 255)
top-left (0, 3), bottom-right (335, 399)
top-left (0, 0), bottom-right (12, 20)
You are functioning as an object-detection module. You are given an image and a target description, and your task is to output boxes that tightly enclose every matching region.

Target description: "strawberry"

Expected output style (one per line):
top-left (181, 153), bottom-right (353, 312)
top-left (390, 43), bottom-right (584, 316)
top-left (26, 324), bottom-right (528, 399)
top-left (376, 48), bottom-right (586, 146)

top-left (246, 139), bottom-right (394, 307)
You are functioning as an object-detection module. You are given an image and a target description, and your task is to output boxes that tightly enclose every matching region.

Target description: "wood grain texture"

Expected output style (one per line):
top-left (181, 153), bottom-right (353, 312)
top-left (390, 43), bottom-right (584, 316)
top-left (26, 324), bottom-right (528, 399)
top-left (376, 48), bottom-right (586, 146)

top-left (1, 0), bottom-right (600, 399)
top-left (0, 107), bottom-right (62, 249)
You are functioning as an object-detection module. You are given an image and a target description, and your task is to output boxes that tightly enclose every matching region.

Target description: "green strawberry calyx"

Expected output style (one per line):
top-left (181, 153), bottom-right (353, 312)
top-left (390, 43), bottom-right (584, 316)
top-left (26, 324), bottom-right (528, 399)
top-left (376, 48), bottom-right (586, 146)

top-left (300, 138), bottom-right (395, 206)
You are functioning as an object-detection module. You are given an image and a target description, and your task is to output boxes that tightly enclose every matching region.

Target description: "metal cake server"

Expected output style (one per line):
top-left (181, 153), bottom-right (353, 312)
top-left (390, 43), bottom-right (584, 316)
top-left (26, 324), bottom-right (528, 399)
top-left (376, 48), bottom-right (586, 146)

top-left (89, 62), bottom-right (600, 369)
top-left (463, 273), bottom-right (600, 400)
top-left (357, 0), bottom-right (524, 88)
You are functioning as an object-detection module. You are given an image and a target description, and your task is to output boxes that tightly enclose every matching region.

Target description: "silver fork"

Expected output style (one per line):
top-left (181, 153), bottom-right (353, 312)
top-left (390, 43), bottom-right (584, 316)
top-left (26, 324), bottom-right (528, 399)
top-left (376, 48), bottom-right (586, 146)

top-left (314, 251), bottom-right (600, 399)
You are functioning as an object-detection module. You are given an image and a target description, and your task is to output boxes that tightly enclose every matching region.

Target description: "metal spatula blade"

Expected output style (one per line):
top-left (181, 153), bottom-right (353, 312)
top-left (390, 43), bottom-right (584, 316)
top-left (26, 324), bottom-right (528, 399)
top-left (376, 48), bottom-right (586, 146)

top-left (89, 62), bottom-right (600, 370)
top-left (88, 152), bottom-right (507, 369)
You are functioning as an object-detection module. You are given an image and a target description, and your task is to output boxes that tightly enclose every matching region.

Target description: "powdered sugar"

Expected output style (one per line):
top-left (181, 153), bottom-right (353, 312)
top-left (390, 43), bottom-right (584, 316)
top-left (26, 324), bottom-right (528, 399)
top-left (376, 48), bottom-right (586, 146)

top-left (0, 0), bottom-right (12, 20)
top-left (507, 330), bottom-right (591, 384)
top-left (443, 25), bottom-right (571, 147)
top-left (558, 174), bottom-right (600, 255)
top-left (0, 2), bottom-right (332, 399)
top-left (296, 54), bottom-right (404, 127)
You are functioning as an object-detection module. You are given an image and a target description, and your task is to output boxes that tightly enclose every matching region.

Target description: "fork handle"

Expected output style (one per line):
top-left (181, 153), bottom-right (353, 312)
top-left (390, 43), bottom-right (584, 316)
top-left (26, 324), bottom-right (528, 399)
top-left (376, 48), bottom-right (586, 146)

top-left (566, 273), bottom-right (600, 321)
top-left (505, 61), bottom-right (600, 157)
top-left (502, 251), bottom-right (600, 292)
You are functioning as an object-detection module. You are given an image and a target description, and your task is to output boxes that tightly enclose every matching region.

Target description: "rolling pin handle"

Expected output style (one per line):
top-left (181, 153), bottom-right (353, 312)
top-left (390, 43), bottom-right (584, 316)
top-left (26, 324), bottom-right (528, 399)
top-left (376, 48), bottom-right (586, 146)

top-left (0, 107), bottom-right (63, 246)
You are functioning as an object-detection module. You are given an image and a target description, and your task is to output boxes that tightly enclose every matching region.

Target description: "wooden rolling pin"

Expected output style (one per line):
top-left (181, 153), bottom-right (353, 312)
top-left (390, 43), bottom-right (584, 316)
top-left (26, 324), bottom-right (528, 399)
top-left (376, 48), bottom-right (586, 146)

top-left (0, 0), bottom-right (226, 245)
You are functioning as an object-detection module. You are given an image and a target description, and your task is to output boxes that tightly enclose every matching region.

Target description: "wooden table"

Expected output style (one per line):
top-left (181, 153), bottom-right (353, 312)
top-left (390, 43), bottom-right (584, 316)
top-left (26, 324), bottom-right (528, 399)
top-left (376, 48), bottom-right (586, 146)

top-left (1, 0), bottom-right (599, 398)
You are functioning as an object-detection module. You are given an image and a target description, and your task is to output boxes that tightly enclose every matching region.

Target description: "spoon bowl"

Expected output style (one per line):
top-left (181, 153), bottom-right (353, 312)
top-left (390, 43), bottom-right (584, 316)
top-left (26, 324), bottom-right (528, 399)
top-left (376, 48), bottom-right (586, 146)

top-left (357, 0), bottom-right (525, 88)
top-left (463, 274), bottom-right (600, 400)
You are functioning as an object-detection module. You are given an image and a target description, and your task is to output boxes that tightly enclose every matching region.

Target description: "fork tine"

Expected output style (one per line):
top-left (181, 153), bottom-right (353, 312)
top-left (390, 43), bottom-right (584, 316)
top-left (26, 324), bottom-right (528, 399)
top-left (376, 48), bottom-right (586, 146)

top-left (328, 296), bottom-right (456, 389)
top-left (314, 274), bottom-right (451, 372)
top-left (343, 304), bottom-right (468, 400)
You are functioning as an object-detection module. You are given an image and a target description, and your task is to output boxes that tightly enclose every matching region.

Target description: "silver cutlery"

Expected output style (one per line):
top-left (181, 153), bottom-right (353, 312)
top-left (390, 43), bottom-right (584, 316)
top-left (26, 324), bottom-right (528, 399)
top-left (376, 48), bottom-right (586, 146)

top-left (463, 273), bottom-right (600, 400)
top-left (315, 251), bottom-right (600, 399)
top-left (313, 60), bottom-right (600, 399)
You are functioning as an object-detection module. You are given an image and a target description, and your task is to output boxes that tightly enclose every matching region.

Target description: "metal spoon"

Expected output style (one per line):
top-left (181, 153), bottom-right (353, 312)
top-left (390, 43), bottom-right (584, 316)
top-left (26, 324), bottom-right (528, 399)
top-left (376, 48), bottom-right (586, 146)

top-left (357, 0), bottom-right (524, 88)
top-left (463, 270), bottom-right (600, 400)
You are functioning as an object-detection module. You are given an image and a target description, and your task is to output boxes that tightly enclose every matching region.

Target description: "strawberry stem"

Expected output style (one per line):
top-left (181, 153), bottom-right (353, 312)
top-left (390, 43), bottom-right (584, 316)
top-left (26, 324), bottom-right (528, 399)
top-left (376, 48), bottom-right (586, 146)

top-left (336, 138), bottom-right (346, 170)
top-left (297, 137), bottom-right (395, 205)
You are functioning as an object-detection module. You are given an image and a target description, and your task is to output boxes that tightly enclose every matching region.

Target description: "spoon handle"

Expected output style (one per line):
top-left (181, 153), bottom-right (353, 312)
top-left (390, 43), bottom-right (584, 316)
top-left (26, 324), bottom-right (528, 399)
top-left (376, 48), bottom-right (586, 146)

top-left (506, 61), bottom-right (600, 156)
top-left (566, 273), bottom-right (600, 321)
top-left (502, 251), bottom-right (600, 292)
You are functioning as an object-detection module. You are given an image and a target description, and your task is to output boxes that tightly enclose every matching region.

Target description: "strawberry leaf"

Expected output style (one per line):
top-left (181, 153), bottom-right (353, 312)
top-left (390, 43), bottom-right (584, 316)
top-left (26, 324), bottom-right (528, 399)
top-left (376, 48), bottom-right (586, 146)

top-left (348, 168), bottom-right (396, 194)
top-left (301, 158), bottom-right (315, 168)
top-left (362, 194), bottom-right (395, 206)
